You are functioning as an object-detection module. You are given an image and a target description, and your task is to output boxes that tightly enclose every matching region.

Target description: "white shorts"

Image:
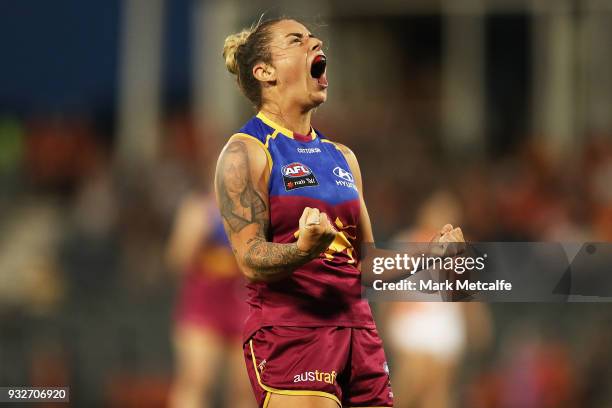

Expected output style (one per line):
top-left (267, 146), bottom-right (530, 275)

top-left (388, 303), bottom-right (466, 360)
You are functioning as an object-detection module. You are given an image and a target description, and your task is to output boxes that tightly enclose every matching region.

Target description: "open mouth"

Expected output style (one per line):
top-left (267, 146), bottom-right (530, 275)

top-left (310, 54), bottom-right (328, 89)
top-left (310, 55), bottom-right (327, 79)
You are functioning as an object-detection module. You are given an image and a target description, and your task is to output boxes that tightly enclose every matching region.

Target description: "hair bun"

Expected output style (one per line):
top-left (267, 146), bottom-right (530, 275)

top-left (223, 29), bottom-right (251, 75)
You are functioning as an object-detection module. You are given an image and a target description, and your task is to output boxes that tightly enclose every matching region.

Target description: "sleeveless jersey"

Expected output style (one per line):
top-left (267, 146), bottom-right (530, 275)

top-left (235, 112), bottom-right (375, 341)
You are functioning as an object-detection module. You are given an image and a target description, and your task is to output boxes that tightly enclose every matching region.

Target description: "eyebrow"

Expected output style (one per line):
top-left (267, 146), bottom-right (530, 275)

top-left (285, 32), bottom-right (317, 39)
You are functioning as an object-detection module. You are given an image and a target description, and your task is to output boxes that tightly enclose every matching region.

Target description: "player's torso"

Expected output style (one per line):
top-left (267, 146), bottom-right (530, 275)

top-left (240, 112), bottom-right (361, 266)
top-left (269, 137), bottom-right (362, 261)
top-left (237, 113), bottom-right (374, 336)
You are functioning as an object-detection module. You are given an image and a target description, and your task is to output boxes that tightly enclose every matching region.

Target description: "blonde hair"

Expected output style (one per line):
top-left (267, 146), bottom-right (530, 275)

top-left (223, 29), bottom-right (252, 75)
top-left (222, 17), bottom-right (286, 109)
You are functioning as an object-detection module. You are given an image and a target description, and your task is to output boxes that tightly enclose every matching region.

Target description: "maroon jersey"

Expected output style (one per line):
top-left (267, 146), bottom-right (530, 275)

top-left (236, 112), bottom-right (375, 342)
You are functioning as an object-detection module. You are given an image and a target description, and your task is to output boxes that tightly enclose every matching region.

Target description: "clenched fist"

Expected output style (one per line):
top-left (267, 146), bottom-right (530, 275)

top-left (296, 207), bottom-right (338, 258)
top-left (430, 224), bottom-right (466, 257)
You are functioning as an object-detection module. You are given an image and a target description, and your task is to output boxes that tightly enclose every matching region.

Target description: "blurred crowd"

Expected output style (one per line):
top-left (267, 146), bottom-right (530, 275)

top-left (0, 105), bottom-right (611, 407)
top-left (2, 0), bottom-right (612, 406)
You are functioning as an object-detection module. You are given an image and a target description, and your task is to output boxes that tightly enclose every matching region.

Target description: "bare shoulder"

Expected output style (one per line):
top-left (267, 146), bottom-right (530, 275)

top-left (217, 133), bottom-right (270, 174)
top-left (324, 139), bottom-right (364, 192)
top-left (329, 140), bottom-right (355, 158)
top-left (326, 140), bottom-right (359, 171)
top-left (221, 133), bottom-right (267, 158)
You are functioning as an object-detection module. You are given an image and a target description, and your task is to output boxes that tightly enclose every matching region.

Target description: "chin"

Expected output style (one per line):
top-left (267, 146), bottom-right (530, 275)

top-left (310, 91), bottom-right (327, 107)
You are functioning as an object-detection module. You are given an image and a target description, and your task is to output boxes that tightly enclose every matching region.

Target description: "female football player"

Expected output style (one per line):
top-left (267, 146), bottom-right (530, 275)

top-left (215, 17), bottom-right (464, 408)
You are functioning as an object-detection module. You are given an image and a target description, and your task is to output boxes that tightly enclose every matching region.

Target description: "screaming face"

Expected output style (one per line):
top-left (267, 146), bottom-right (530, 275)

top-left (262, 20), bottom-right (328, 108)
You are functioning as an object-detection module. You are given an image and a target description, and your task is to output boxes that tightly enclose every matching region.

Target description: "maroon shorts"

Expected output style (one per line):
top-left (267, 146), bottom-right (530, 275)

top-left (174, 273), bottom-right (248, 339)
top-left (244, 326), bottom-right (394, 407)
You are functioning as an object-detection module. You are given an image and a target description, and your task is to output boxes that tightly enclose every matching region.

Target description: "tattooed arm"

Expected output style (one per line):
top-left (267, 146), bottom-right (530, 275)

top-left (214, 135), bottom-right (337, 282)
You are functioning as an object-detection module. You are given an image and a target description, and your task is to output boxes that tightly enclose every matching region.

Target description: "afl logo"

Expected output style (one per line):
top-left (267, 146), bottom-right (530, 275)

top-left (333, 166), bottom-right (354, 182)
top-left (282, 162), bottom-right (313, 178)
top-left (281, 162), bottom-right (319, 191)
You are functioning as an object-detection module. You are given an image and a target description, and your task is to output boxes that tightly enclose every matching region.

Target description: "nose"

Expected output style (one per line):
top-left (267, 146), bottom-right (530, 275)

top-left (310, 37), bottom-right (323, 52)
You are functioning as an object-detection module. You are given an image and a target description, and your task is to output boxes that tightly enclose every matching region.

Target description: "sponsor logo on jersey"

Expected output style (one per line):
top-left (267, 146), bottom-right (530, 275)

top-left (282, 162), bottom-right (319, 191)
top-left (297, 147), bottom-right (321, 154)
top-left (333, 166), bottom-right (357, 190)
top-left (293, 370), bottom-right (337, 384)
top-left (333, 166), bottom-right (354, 182)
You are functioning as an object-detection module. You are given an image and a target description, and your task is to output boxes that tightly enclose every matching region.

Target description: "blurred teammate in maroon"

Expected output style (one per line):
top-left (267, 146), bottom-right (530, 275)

top-left (166, 191), bottom-right (253, 408)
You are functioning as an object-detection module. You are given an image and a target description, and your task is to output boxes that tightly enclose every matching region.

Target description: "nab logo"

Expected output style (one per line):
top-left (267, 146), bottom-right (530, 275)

top-left (282, 162), bottom-right (318, 191)
top-left (333, 166), bottom-right (354, 183)
top-left (282, 162), bottom-right (312, 178)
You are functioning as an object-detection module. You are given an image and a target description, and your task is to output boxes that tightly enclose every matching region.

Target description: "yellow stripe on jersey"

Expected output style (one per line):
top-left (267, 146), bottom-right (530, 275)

top-left (321, 139), bottom-right (343, 151)
top-left (264, 129), bottom-right (280, 149)
top-left (257, 111), bottom-right (317, 141)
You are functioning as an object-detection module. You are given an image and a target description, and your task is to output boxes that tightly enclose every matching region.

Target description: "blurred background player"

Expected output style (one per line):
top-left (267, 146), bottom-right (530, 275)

top-left (166, 186), bottom-right (253, 408)
top-left (383, 189), bottom-right (492, 408)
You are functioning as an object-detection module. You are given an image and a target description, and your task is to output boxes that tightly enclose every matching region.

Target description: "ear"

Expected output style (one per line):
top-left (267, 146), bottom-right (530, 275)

top-left (253, 62), bottom-right (276, 83)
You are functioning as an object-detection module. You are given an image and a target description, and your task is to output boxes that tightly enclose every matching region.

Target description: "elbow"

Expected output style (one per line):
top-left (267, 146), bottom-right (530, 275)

top-left (235, 257), bottom-right (256, 282)
top-left (240, 264), bottom-right (291, 283)
top-left (238, 260), bottom-right (267, 283)
top-left (236, 256), bottom-right (257, 282)
top-left (242, 267), bottom-right (261, 283)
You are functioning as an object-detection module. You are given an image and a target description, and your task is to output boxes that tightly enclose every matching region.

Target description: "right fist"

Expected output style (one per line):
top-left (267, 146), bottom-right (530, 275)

top-left (296, 207), bottom-right (338, 258)
top-left (430, 224), bottom-right (466, 257)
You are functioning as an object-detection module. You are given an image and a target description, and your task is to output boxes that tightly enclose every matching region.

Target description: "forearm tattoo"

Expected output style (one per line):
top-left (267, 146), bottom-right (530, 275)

top-left (216, 140), bottom-right (311, 281)
top-left (244, 238), bottom-right (312, 280)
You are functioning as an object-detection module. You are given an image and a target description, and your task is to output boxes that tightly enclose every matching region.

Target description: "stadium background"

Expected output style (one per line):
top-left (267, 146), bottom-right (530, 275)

top-left (0, 0), bottom-right (611, 406)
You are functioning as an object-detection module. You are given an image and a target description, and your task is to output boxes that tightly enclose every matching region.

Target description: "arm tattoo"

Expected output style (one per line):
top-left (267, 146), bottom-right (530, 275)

top-left (244, 238), bottom-right (311, 281)
top-left (216, 141), bottom-right (268, 234)
top-left (216, 139), bottom-right (311, 281)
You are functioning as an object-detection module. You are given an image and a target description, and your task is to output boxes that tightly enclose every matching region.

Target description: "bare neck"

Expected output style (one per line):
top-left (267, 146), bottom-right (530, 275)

top-left (259, 104), bottom-right (312, 135)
